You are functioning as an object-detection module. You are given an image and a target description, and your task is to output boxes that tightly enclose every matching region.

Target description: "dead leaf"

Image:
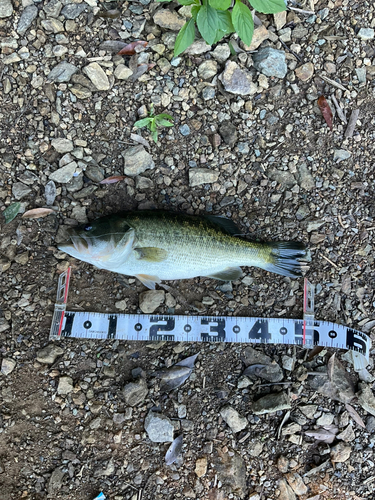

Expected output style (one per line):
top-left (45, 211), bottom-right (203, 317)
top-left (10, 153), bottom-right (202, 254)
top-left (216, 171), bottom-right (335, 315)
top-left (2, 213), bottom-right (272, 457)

top-left (318, 95), bottom-right (333, 130)
top-left (155, 353), bottom-right (199, 391)
top-left (22, 208), bottom-right (54, 219)
top-left (327, 353), bottom-right (335, 381)
top-left (165, 435), bottom-right (183, 465)
top-left (345, 403), bottom-right (366, 429)
top-left (118, 41), bottom-right (148, 55)
top-left (129, 63), bottom-right (150, 82)
top-left (305, 427), bottom-right (338, 444)
top-left (307, 345), bottom-right (325, 361)
top-left (130, 133), bottom-right (150, 149)
top-left (99, 175), bottom-right (126, 184)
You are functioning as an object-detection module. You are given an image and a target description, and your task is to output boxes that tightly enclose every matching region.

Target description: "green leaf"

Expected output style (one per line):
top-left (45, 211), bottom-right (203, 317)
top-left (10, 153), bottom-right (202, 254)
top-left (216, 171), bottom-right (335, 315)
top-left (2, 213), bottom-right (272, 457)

top-left (150, 120), bottom-right (157, 132)
top-left (3, 202), bottom-right (21, 224)
top-left (249, 0), bottom-right (286, 14)
top-left (178, 0), bottom-right (198, 4)
top-left (209, 0), bottom-right (231, 10)
top-left (191, 5), bottom-right (201, 19)
top-left (174, 19), bottom-right (196, 57)
top-left (216, 9), bottom-right (234, 33)
top-left (134, 118), bottom-right (152, 128)
top-left (151, 130), bottom-right (158, 143)
top-left (156, 118), bottom-right (174, 127)
top-left (232, 0), bottom-right (254, 46)
top-left (196, 0), bottom-right (218, 46)
top-left (156, 113), bottom-right (174, 120)
top-left (156, 0), bottom-right (172, 2)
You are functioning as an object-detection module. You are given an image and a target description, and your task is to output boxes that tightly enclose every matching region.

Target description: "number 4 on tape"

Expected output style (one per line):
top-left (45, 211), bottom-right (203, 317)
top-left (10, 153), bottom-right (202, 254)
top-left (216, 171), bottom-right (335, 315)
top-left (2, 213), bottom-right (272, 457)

top-left (49, 267), bottom-right (371, 365)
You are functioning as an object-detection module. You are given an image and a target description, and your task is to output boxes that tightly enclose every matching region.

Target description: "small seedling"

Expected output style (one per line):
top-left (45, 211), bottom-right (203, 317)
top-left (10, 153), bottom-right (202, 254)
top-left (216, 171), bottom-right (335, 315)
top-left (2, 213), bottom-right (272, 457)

top-left (134, 104), bottom-right (174, 143)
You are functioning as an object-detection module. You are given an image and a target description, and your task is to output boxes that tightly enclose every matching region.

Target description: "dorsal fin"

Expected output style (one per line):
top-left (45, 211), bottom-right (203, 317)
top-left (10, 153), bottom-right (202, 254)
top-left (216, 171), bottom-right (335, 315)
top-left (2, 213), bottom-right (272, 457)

top-left (204, 215), bottom-right (242, 235)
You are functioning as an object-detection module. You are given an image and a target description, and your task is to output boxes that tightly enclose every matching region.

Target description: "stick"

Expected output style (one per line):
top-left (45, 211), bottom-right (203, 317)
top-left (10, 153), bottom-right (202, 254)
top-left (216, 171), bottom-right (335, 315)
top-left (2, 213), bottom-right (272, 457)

top-left (319, 74), bottom-right (348, 92)
top-left (331, 95), bottom-right (347, 124)
top-left (288, 6), bottom-right (315, 14)
top-left (345, 109), bottom-right (360, 138)
top-left (320, 253), bottom-right (339, 270)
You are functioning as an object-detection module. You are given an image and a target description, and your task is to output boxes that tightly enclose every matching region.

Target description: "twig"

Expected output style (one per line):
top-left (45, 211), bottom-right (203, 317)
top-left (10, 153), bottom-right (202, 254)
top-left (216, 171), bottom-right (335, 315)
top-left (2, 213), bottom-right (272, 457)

top-left (288, 6), bottom-right (315, 14)
top-left (345, 109), bottom-right (360, 138)
top-left (331, 95), bottom-right (347, 124)
top-left (319, 74), bottom-right (348, 92)
top-left (320, 253), bottom-right (340, 270)
top-left (279, 39), bottom-right (302, 62)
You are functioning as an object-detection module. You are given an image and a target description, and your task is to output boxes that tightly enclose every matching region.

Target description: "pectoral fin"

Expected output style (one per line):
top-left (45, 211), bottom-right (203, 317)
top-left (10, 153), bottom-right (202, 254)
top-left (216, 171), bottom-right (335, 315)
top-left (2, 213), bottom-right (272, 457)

top-left (206, 267), bottom-right (243, 281)
top-left (135, 274), bottom-right (161, 290)
top-left (134, 247), bottom-right (167, 262)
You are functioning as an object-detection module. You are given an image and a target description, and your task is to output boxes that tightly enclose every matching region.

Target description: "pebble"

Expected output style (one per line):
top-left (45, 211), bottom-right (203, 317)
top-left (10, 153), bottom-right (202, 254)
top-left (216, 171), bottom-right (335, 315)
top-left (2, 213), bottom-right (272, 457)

top-left (0, 318), bottom-right (10, 333)
top-left (1, 358), bottom-right (16, 375)
top-left (295, 62), bottom-right (314, 81)
top-left (0, 0), bottom-right (13, 18)
top-left (51, 138), bottom-right (74, 153)
top-left (358, 383), bottom-right (375, 416)
top-left (244, 361), bottom-right (283, 383)
top-left (334, 149), bottom-right (351, 162)
top-left (219, 120), bottom-right (238, 147)
top-left (330, 442), bottom-right (352, 462)
top-left (189, 168), bottom-right (219, 187)
top-left (216, 452), bottom-right (247, 498)
top-left (195, 457), bottom-right (207, 477)
top-left (212, 44), bottom-right (230, 63)
top-left (243, 25), bottom-right (269, 50)
top-left (357, 28), bottom-right (374, 41)
top-left (48, 62), bottom-right (79, 82)
top-left (198, 60), bottom-right (218, 80)
top-left (278, 479), bottom-right (296, 500)
top-left (122, 145), bottom-right (155, 176)
top-left (252, 392), bottom-right (291, 415)
top-left (83, 62), bottom-right (110, 91)
top-left (48, 468), bottom-right (65, 494)
top-left (49, 162), bottom-right (77, 183)
top-left (41, 18), bottom-right (64, 33)
top-left (286, 473), bottom-right (308, 496)
top-left (184, 39), bottom-right (211, 55)
top-left (61, 3), bottom-right (87, 19)
top-left (57, 376), bottom-right (74, 395)
top-left (144, 412), bottom-right (174, 442)
top-left (297, 163), bottom-right (315, 190)
top-left (248, 441), bottom-right (263, 457)
top-left (179, 124), bottom-right (190, 136)
top-left (274, 10), bottom-right (286, 31)
top-left (366, 416), bottom-right (375, 433)
top-left (36, 344), bottom-right (64, 364)
top-left (114, 65), bottom-right (133, 80)
top-left (44, 0), bottom-right (63, 18)
top-left (85, 165), bottom-right (104, 182)
top-left (202, 86), bottom-right (216, 100)
top-left (17, 5), bottom-right (38, 35)
top-left (139, 290), bottom-right (165, 313)
top-left (253, 47), bottom-right (287, 78)
top-left (12, 182), bottom-right (32, 200)
top-left (220, 406), bottom-right (248, 433)
top-left (123, 378), bottom-right (148, 406)
top-left (267, 168), bottom-right (296, 188)
top-left (218, 61), bottom-right (257, 95)
top-left (153, 9), bottom-right (185, 31)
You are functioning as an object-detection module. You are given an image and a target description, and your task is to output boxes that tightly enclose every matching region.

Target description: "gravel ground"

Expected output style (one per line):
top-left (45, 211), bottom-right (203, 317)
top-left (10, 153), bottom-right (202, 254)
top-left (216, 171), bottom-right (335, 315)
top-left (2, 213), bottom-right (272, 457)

top-left (1, 0), bottom-right (375, 499)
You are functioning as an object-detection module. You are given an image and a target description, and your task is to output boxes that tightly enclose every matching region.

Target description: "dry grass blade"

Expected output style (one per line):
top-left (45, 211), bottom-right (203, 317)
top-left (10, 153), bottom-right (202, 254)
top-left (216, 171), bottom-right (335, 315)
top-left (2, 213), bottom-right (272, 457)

top-left (345, 403), bottom-right (366, 429)
top-left (22, 208), bottom-right (54, 219)
top-left (99, 175), bottom-right (126, 184)
top-left (327, 353), bottom-right (335, 381)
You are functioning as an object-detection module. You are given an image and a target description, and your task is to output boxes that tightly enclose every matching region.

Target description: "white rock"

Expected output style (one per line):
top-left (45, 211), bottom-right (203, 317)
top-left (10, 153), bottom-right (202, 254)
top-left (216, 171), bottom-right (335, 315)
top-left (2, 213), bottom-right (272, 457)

top-left (83, 62), bottom-right (110, 90)
top-left (51, 138), bottom-right (74, 153)
top-left (139, 290), bottom-right (165, 314)
top-left (220, 405), bottom-right (248, 433)
top-left (114, 64), bottom-right (133, 80)
top-left (57, 376), bottom-right (73, 395)
top-left (189, 168), bottom-right (219, 187)
top-left (1, 358), bottom-right (16, 375)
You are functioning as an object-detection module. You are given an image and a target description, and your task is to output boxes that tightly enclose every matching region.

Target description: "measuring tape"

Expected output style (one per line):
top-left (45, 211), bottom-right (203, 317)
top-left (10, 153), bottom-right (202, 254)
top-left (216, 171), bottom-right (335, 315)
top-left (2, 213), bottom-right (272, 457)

top-left (49, 268), bottom-right (371, 365)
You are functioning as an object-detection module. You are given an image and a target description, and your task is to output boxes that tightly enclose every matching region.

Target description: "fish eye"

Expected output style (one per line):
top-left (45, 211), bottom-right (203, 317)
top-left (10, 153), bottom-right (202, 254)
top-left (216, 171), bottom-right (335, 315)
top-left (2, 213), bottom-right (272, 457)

top-left (84, 224), bottom-right (92, 231)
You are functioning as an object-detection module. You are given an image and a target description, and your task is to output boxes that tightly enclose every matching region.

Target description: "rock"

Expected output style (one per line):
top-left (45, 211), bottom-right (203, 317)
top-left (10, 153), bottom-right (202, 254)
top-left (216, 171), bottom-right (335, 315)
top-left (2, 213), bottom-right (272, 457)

top-left (243, 25), bottom-right (269, 50)
top-left (274, 10), bottom-right (287, 30)
top-left (243, 361), bottom-right (283, 383)
top-left (12, 182), bottom-right (32, 200)
top-left (249, 441), bottom-right (263, 457)
top-left (49, 162), bottom-right (77, 183)
top-left (366, 416), bottom-right (375, 432)
top-left (330, 442), bottom-right (352, 462)
top-left (44, 181), bottom-right (57, 205)
top-left (218, 61), bottom-right (257, 95)
top-left (1, 358), bottom-right (16, 375)
top-left (333, 149), bottom-right (351, 162)
top-left (295, 62), bottom-right (314, 81)
top-left (219, 120), bottom-right (238, 147)
top-left (61, 3), bottom-right (86, 19)
top-left (71, 85), bottom-right (92, 99)
top-left (195, 457), bottom-right (207, 477)
top-left (297, 163), bottom-right (315, 190)
top-left (220, 406), bottom-right (248, 433)
top-left (358, 28), bottom-right (374, 40)
top-left (308, 360), bottom-right (355, 404)
top-left (184, 39), bottom-right (211, 55)
top-left (139, 290), bottom-right (165, 313)
top-left (198, 60), bottom-right (218, 80)
top-left (36, 344), bottom-right (64, 364)
top-left (216, 451), bottom-right (247, 498)
top-left (51, 138), bottom-right (74, 153)
top-left (41, 18), bottom-right (64, 33)
top-left (48, 62), bottom-right (79, 82)
top-left (295, 205), bottom-right (310, 221)
top-left (0, 318), bottom-right (10, 333)
top-left (278, 479), bottom-right (296, 500)
top-left (242, 346), bottom-right (273, 366)
top-left (3, 53), bottom-right (21, 64)
top-left (358, 383), bottom-right (375, 416)
top-left (48, 468), bottom-right (65, 494)
top-left (212, 44), bottom-right (231, 63)
top-left (337, 424), bottom-right (355, 442)
top-left (179, 124), bottom-right (190, 136)
top-left (0, 0), bottom-right (13, 18)
top-left (253, 47), bottom-right (287, 78)
top-left (44, 0), bottom-right (63, 18)
top-left (277, 456), bottom-right (289, 473)
top-left (122, 145), bottom-right (155, 176)
top-left (189, 168), bottom-right (219, 187)
top-left (114, 64), bottom-right (133, 80)
top-left (153, 9), bottom-right (185, 31)
top-left (252, 392), bottom-right (291, 415)
top-left (123, 378), bottom-right (148, 406)
top-left (83, 62), bottom-right (110, 91)
top-left (17, 5), bottom-right (38, 35)
top-left (85, 165), bottom-right (104, 182)
top-left (306, 220), bottom-right (325, 232)
top-left (57, 376), bottom-right (73, 395)
top-left (144, 412), bottom-right (174, 442)
top-left (316, 412), bottom-right (334, 426)
top-left (202, 86), bottom-right (216, 100)
top-left (285, 473), bottom-right (308, 496)
top-left (267, 169), bottom-right (296, 188)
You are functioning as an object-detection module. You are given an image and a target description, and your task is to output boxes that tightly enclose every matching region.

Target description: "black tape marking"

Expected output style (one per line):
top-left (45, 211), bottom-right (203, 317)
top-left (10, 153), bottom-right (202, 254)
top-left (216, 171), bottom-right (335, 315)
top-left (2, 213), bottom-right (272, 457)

top-left (83, 320), bottom-right (92, 330)
top-left (149, 316), bottom-right (176, 341)
top-left (107, 315), bottom-right (117, 339)
top-left (62, 312), bottom-right (75, 337)
top-left (346, 328), bottom-right (367, 355)
top-left (249, 319), bottom-right (271, 342)
top-left (200, 318), bottom-right (226, 342)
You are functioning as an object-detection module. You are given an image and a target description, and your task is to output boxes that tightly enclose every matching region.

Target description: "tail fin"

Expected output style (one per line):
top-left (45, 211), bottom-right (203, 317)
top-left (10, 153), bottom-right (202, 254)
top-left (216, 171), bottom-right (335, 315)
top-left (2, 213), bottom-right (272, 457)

top-left (261, 242), bottom-right (307, 278)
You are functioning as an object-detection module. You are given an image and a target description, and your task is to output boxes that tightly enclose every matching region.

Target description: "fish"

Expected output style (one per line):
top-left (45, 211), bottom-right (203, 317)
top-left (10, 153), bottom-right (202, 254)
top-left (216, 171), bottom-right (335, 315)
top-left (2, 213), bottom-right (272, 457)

top-left (58, 210), bottom-right (307, 289)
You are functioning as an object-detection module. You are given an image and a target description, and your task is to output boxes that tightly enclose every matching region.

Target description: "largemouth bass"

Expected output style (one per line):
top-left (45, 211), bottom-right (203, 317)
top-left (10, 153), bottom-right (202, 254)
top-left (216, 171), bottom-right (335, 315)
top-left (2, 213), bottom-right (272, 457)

top-left (58, 211), bottom-right (307, 289)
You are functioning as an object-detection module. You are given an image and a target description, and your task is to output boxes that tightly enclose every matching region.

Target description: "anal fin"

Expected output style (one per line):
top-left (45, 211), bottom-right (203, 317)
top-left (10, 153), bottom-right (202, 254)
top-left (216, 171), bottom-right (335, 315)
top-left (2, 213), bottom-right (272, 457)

top-left (206, 267), bottom-right (242, 282)
top-left (135, 273), bottom-right (161, 290)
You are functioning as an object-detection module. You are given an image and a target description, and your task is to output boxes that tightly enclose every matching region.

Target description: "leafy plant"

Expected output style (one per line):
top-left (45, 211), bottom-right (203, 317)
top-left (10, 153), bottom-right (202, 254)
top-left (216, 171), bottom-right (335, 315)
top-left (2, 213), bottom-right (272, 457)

top-left (134, 104), bottom-right (174, 143)
top-left (156, 0), bottom-right (286, 57)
